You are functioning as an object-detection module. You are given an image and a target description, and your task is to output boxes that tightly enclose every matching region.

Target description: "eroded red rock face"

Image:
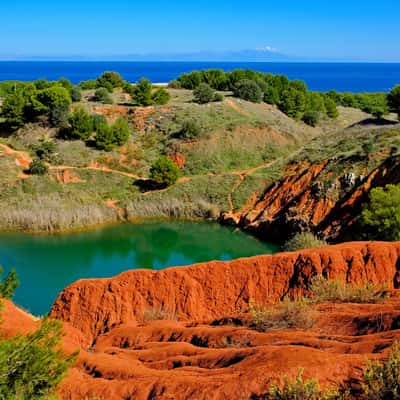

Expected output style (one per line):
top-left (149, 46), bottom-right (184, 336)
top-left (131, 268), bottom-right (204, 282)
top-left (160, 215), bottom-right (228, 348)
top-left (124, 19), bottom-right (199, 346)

top-left (4, 242), bottom-right (400, 399)
top-left (221, 156), bottom-right (400, 242)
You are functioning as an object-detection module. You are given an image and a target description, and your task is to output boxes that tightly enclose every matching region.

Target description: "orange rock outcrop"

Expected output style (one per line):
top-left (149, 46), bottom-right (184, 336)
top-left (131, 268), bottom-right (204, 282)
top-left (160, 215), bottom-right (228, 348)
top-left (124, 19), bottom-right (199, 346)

top-left (4, 242), bottom-right (400, 399)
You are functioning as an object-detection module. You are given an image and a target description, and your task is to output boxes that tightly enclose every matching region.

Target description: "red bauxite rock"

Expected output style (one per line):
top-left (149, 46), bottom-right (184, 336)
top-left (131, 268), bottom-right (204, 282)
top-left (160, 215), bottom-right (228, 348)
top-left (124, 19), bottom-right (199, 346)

top-left (3, 242), bottom-right (400, 399)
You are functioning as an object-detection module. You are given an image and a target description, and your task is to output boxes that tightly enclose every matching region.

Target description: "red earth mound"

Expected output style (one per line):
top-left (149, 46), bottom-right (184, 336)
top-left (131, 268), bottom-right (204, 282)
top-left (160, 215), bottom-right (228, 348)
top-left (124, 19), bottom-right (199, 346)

top-left (3, 242), bottom-right (400, 399)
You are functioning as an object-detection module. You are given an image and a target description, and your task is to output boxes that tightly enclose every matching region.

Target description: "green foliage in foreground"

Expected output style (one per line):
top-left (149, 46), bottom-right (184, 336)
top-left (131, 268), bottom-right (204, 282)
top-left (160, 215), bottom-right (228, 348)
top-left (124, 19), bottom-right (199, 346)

top-left (0, 319), bottom-right (77, 400)
top-left (0, 269), bottom-right (76, 400)
top-left (150, 156), bottom-right (179, 187)
top-left (360, 184), bottom-right (400, 241)
top-left (388, 85), bottom-right (400, 119)
top-left (268, 369), bottom-right (342, 400)
top-left (95, 117), bottom-right (131, 151)
top-left (28, 158), bottom-right (49, 176)
top-left (283, 232), bottom-right (327, 252)
top-left (362, 342), bottom-right (400, 400)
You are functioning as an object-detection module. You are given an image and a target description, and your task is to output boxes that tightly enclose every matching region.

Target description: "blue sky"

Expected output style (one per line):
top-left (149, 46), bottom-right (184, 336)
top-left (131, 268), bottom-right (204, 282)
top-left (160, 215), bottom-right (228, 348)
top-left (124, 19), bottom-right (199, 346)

top-left (1, 0), bottom-right (400, 61)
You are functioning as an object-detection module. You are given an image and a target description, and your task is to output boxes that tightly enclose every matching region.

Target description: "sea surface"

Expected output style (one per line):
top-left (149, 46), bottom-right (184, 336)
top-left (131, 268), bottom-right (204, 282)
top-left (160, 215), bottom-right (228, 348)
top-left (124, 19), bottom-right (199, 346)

top-left (0, 221), bottom-right (278, 316)
top-left (0, 61), bottom-right (400, 92)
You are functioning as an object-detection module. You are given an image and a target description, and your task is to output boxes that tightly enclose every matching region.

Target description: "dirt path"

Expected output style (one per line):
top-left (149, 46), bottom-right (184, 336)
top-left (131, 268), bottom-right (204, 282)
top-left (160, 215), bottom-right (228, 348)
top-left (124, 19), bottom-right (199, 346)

top-left (224, 98), bottom-right (251, 117)
top-left (0, 143), bottom-right (32, 167)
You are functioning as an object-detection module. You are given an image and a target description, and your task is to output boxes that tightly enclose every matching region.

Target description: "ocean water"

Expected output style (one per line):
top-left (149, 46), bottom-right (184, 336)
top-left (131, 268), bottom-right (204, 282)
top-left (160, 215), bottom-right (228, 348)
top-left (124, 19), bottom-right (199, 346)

top-left (0, 61), bottom-right (399, 93)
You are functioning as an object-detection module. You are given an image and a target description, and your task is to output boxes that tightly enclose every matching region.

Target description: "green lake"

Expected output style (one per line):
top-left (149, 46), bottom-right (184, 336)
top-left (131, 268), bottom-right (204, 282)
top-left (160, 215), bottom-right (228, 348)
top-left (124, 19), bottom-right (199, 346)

top-left (0, 221), bottom-right (279, 316)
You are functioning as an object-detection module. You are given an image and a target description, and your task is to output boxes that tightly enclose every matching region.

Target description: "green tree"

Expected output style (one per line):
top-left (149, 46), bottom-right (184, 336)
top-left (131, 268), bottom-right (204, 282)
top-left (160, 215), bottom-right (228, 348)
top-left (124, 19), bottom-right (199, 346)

top-left (111, 118), bottom-right (131, 146)
top-left (178, 71), bottom-right (202, 89)
top-left (360, 184), bottom-right (400, 241)
top-left (50, 105), bottom-right (70, 128)
top-left (234, 79), bottom-right (263, 103)
top-left (95, 122), bottom-right (115, 151)
top-left (96, 71), bottom-right (125, 90)
top-left (78, 80), bottom-right (97, 90)
top-left (193, 83), bottom-right (217, 104)
top-left (35, 86), bottom-right (71, 115)
top-left (67, 107), bottom-right (93, 140)
top-left (280, 87), bottom-right (307, 119)
top-left (324, 96), bottom-right (339, 119)
top-left (93, 87), bottom-right (113, 104)
top-left (132, 78), bottom-right (153, 106)
top-left (388, 85), bottom-right (400, 119)
top-left (200, 69), bottom-right (228, 90)
top-left (0, 90), bottom-right (26, 131)
top-left (58, 77), bottom-right (73, 91)
top-left (152, 88), bottom-right (171, 105)
top-left (150, 156), bottom-right (179, 187)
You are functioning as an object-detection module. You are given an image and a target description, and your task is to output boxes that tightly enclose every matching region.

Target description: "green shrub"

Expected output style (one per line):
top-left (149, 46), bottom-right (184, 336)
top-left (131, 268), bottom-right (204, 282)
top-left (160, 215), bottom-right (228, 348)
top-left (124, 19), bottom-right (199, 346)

top-left (70, 86), bottom-right (82, 102)
top-left (27, 158), bottom-right (48, 175)
top-left (284, 233), bottom-right (327, 252)
top-left (193, 83), bottom-right (217, 104)
top-left (132, 78), bottom-right (153, 106)
top-left (168, 80), bottom-right (181, 89)
top-left (35, 86), bottom-right (72, 114)
top-left (96, 71), bottom-right (125, 90)
top-left (360, 184), bottom-right (400, 241)
top-left (111, 117), bottom-right (131, 146)
top-left (249, 297), bottom-right (314, 332)
top-left (324, 97), bottom-right (339, 119)
top-left (150, 156), bottom-right (179, 187)
top-left (178, 71), bottom-right (202, 89)
top-left (234, 79), bottom-right (263, 103)
top-left (58, 77), bottom-right (73, 91)
top-left (0, 90), bottom-right (26, 130)
top-left (269, 369), bottom-right (342, 400)
top-left (92, 114), bottom-right (107, 131)
top-left (309, 275), bottom-right (387, 304)
top-left (152, 87), bottom-right (171, 105)
top-left (67, 107), bottom-right (93, 140)
top-left (95, 122), bottom-right (115, 151)
top-left (362, 342), bottom-right (400, 400)
top-left (302, 110), bottom-right (320, 127)
top-left (280, 87), bottom-right (307, 119)
top-left (33, 140), bottom-right (56, 162)
top-left (178, 119), bottom-right (203, 139)
top-left (50, 105), bottom-right (70, 128)
top-left (78, 80), bottom-right (97, 90)
top-left (0, 319), bottom-right (77, 400)
top-left (0, 266), bottom-right (19, 300)
top-left (93, 87), bottom-right (113, 104)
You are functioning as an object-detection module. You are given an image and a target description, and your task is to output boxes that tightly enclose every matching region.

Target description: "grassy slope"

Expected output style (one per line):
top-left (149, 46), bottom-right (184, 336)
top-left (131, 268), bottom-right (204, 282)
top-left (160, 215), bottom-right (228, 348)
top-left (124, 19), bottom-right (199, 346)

top-left (0, 88), bottom-right (399, 232)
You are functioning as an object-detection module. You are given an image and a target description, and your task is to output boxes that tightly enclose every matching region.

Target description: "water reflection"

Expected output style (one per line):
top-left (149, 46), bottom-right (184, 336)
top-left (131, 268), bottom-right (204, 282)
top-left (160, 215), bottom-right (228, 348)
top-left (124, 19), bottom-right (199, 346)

top-left (0, 221), bottom-right (278, 315)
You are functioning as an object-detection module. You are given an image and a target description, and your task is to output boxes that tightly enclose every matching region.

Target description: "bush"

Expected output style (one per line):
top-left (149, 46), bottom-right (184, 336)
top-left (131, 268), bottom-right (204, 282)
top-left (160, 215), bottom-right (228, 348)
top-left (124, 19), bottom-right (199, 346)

top-left (0, 319), bottom-right (77, 399)
top-left (249, 297), bottom-right (314, 332)
top-left (35, 86), bottom-right (72, 114)
top-left (111, 117), bottom-right (131, 146)
top-left (50, 105), bottom-right (70, 128)
top-left (96, 71), bottom-right (125, 90)
top-left (27, 158), bottom-right (48, 175)
top-left (360, 184), bottom-right (400, 241)
top-left (362, 342), bottom-right (400, 399)
top-left (280, 87), bottom-right (307, 119)
top-left (268, 369), bottom-right (341, 400)
top-left (178, 71), bottom-right (202, 89)
top-left (78, 80), bottom-right (97, 90)
top-left (0, 90), bottom-right (26, 131)
top-left (284, 233), bottom-right (327, 252)
top-left (92, 114), bottom-right (107, 131)
top-left (324, 97), bottom-right (339, 119)
top-left (388, 85), bottom-right (400, 119)
top-left (152, 87), bottom-right (171, 105)
top-left (0, 266), bottom-right (19, 300)
top-left (67, 107), bottom-right (93, 140)
top-left (302, 110), bottom-right (320, 127)
top-left (33, 140), bottom-right (56, 162)
top-left (168, 80), bottom-right (181, 89)
top-left (178, 119), bottom-right (203, 139)
top-left (234, 79), bottom-right (263, 103)
top-left (70, 86), bottom-right (82, 102)
top-left (193, 83), bottom-right (217, 104)
top-left (94, 122), bottom-right (115, 151)
top-left (309, 275), bottom-right (387, 304)
top-left (93, 87), bottom-right (113, 104)
top-left (150, 156), bottom-right (179, 187)
top-left (132, 78), bottom-right (153, 106)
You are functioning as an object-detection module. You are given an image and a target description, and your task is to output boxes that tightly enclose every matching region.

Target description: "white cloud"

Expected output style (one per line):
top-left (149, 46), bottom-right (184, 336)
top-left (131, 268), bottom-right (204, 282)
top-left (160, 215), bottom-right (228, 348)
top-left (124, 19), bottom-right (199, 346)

top-left (256, 45), bottom-right (279, 53)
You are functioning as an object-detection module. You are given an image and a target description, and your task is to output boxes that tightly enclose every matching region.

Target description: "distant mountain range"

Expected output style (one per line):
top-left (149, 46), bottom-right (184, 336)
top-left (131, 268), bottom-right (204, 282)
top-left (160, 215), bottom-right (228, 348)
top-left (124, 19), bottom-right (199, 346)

top-left (2, 48), bottom-right (294, 62)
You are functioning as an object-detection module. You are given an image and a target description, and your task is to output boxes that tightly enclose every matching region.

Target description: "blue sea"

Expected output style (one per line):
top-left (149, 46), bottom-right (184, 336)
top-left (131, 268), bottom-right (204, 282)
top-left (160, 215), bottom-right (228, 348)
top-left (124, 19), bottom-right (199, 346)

top-left (0, 61), bottom-right (400, 93)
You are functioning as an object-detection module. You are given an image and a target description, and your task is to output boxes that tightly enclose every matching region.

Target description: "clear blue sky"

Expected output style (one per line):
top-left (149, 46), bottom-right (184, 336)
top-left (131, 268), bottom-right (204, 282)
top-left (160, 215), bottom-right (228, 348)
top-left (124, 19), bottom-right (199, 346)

top-left (1, 0), bottom-right (400, 61)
